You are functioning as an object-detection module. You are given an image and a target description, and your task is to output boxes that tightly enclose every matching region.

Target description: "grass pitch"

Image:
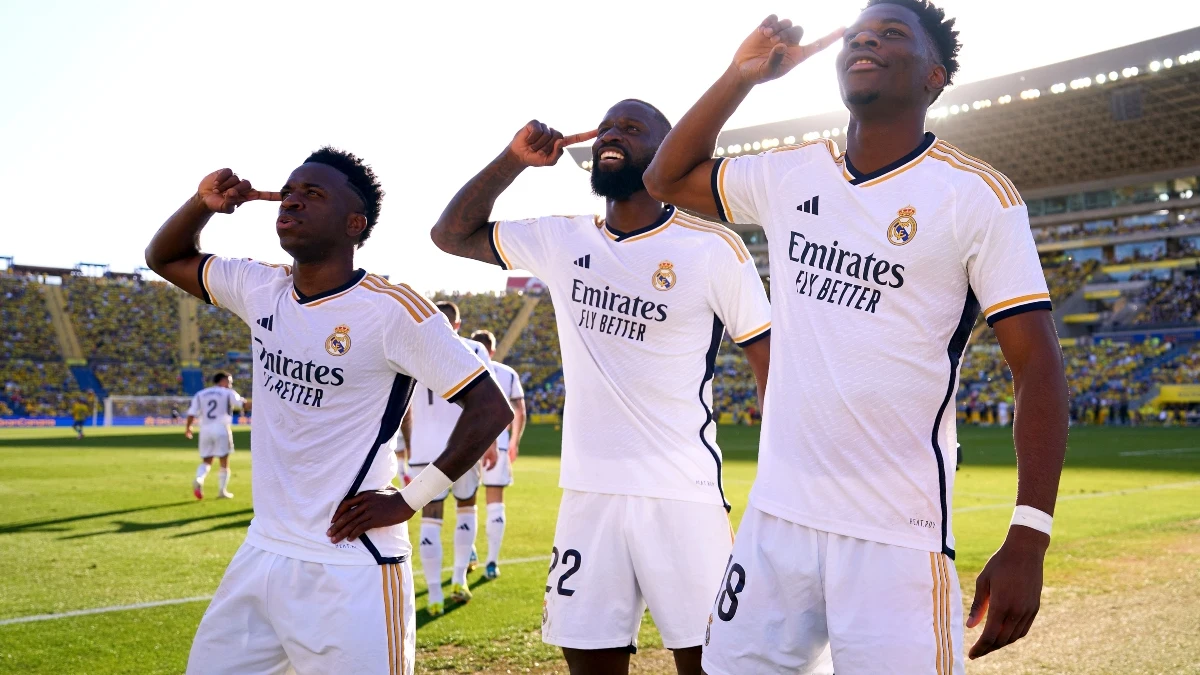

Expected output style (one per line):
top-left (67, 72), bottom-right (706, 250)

top-left (0, 425), bottom-right (1198, 673)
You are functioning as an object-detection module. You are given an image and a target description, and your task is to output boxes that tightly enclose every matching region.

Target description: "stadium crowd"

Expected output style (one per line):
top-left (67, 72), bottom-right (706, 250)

top-left (1130, 275), bottom-right (1200, 327)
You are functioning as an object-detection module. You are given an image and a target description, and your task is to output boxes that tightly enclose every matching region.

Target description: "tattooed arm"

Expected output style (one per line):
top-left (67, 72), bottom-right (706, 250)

top-left (431, 121), bottom-right (596, 265)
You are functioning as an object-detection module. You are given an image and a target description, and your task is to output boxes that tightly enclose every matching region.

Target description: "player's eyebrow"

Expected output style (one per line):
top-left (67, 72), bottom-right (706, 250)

top-left (847, 16), bottom-right (913, 35)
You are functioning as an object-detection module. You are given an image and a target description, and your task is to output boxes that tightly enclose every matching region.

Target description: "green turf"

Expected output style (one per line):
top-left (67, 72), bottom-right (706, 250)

top-left (0, 425), bottom-right (1198, 673)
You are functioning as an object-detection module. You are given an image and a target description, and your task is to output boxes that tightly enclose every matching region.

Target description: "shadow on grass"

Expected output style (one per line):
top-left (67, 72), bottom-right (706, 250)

top-left (0, 501), bottom-right (195, 535)
top-left (59, 508), bottom-right (254, 540)
top-left (415, 575), bottom-right (496, 628)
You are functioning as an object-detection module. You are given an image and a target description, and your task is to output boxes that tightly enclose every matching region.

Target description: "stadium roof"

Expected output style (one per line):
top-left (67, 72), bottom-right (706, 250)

top-left (567, 26), bottom-right (1200, 195)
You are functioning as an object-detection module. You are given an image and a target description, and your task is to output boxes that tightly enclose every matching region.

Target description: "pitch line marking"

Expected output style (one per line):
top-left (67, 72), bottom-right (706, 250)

top-left (0, 555), bottom-right (551, 627)
top-left (954, 479), bottom-right (1200, 513)
top-left (1117, 447), bottom-right (1200, 457)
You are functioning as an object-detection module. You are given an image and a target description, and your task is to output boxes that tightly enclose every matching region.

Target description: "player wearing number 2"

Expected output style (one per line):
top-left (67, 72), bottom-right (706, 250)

top-left (184, 371), bottom-right (244, 499)
top-left (146, 149), bottom-right (512, 675)
top-left (432, 100), bottom-right (772, 675)
top-left (646, 1), bottom-right (1069, 672)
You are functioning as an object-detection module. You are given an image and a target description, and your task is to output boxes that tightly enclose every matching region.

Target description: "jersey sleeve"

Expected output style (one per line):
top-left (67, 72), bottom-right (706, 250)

top-left (186, 394), bottom-right (201, 417)
top-left (488, 216), bottom-right (562, 274)
top-left (509, 368), bottom-right (525, 400)
top-left (230, 389), bottom-right (245, 411)
top-left (710, 155), bottom-right (770, 226)
top-left (382, 298), bottom-right (492, 404)
top-left (709, 244), bottom-right (772, 348)
top-left (197, 255), bottom-right (292, 322)
top-left (959, 201), bottom-right (1052, 326)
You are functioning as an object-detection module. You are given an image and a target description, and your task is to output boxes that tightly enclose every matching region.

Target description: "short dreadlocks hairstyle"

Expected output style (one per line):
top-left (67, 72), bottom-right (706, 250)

top-left (303, 146), bottom-right (385, 248)
top-left (866, 0), bottom-right (960, 98)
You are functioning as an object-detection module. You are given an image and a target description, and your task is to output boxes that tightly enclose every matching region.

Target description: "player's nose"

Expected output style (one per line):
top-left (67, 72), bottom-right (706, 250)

top-left (846, 30), bottom-right (880, 50)
top-left (281, 193), bottom-right (303, 210)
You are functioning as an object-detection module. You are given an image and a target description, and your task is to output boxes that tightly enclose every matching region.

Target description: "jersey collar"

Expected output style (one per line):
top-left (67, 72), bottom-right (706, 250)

top-left (603, 204), bottom-right (676, 242)
top-left (291, 269), bottom-right (367, 306)
top-left (842, 132), bottom-right (936, 187)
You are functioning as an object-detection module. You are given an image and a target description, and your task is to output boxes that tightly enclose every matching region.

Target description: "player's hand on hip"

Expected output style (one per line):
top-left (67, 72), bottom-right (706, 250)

top-left (327, 486), bottom-right (416, 543)
top-left (507, 121), bottom-right (597, 168)
top-left (966, 527), bottom-right (1049, 659)
top-left (196, 168), bottom-right (282, 214)
top-left (732, 15), bottom-right (844, 86)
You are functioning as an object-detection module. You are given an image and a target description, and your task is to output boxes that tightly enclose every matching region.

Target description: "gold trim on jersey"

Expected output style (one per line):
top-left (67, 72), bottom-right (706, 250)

top-left (362, 275), bottom-right (437, 323)
top-left (381, 563), bottom-right (405, 675)
top-left (983, 292), bottom-right (1052, 318)
top-left (715, 139), bottom-right (841, 219)
top-left (934, 141), bottom-right (1023, 206)
top-left (491, 222), bottom-right (516, 270)
top-left (732, 322), bottom-right (771, 344)
top-left (201, 256), bottom-right (220, 308)
top-left (929, 553), bottom-right (952, 675)
top-left (292, 281), bottom-right (363, 308)
top-left (673, 212), bottom-right (751, 263)
top-left (926, 149), bottom-right (1012, 208)
top-left (258, 261), bottom-right (294, 275)
top-left (443, 365), bottom-right (487, 400)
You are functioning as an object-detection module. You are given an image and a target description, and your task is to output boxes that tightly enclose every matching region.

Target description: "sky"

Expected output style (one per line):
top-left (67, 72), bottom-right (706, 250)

top-left (2, 1), bottom-right (1198, 293)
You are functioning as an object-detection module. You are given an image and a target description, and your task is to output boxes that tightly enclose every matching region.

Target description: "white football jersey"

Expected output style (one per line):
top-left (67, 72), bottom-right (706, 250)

top-left (187, 385), bottom-right (244, 431)
top-left (490, 205), bottom-right (771, 507)
top-left (407, 337), bottom-right (491, 465)
top-left (491, 361), bottom-right (524, 450)
top-left (199, 256), bottom-right (490, 565)
top-left (712, 135), bottom-right (1050, 557)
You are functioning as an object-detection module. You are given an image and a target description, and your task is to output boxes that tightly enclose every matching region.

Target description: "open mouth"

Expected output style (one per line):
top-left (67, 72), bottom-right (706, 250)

top-left (596, 147), bottom-right (626, 169)
top-left (847, 55), bottom-right (885, 72)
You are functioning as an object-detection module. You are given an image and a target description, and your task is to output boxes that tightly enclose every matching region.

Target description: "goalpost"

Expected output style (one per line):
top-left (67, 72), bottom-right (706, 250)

top-left (103, 395), bottom-right (195, 426)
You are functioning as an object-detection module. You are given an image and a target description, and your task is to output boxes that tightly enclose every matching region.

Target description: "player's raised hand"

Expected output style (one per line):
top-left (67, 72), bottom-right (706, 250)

top-left (732, 15), bottom-right (844, 86)
top-left (195, 168), bottom-right (282, 214)
top-left (327, 486), bottom-right (416, 544)
top-left (508, 121), bottom-right (597, 168)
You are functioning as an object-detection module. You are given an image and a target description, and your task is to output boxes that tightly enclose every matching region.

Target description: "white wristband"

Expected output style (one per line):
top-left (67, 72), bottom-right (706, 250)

top-left (1010, 505), bottom-right (1053, 536)
top-left (399, 464), bottom-right (451, 511)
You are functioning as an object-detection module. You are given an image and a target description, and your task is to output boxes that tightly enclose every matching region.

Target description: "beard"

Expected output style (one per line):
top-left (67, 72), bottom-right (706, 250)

top-left (845, 90), bottom-right (881, 106)
top-left (591, 153), bottom-right (653, 201)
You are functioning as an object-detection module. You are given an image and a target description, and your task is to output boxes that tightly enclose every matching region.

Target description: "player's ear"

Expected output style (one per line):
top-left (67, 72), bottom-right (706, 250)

top-left (346, 213), bottom-right (367, 241)
top-left (927, 63), bottom-right (947, 101)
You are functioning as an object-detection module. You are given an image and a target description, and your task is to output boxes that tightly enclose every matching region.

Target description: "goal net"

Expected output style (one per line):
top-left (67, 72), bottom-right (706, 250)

top-left (104, 395), bottom-right (195, 426)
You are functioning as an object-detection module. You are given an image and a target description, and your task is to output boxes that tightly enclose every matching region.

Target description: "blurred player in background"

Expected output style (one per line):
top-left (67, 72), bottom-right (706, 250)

top-left (401, 301), bottom-right (498, 614)
top-left (71, 398), bottom-right (89, 439)
top-left (185, 371), bottom-right (244, 500)
top-left (468, 329), bottom-right (527, 580)
top-left (646, 2), bottom-right (1068, 671)
top-left (431, 100), bottom-right (772, 675)
top-left (146, 149), bottom-right (511, 675)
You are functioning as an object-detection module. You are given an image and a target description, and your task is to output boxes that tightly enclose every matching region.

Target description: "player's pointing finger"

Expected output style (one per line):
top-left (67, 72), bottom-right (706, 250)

top-left (248, 190), bottom-right (282, 202)
top-left (562, 129), bottom-right (598, 146)
top-left (803, 26), bottom-right (846, 57)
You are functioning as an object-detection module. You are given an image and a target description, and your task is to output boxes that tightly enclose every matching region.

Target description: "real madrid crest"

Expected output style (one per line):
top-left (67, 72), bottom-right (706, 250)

top-left (652, 260), bottom-right (677, 291)
top-left (887, 206), bottom-right (918, 246)
top-left (325, 324), bottom-right (351, 357)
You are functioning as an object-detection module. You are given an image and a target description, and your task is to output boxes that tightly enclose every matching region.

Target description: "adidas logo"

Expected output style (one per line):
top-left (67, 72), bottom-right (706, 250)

top-left (491, 517), bottom-right (505, 524)
top-left (457, 523), bottom-right (471, 531)
top-left (796, 195), bottom-right (820, 215)
top-left (573, 254), bottom-right (591, 269)
top-left (419, 537), bottom-right (433, 546)
top-left (257, 315), bottom-right (274, 331)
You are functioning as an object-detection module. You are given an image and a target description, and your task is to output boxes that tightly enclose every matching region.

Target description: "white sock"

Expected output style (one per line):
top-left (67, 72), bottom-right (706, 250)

top-left (419, 519), bottom-right (444, 604)
top-left (218, 468), bottom-right (230, 493)
top-left (452, 506), bottom-right (477, 585)
top-left (195, 463), bottom-right (211, 483)
top-left (486, 502), bottom-right (506, 565)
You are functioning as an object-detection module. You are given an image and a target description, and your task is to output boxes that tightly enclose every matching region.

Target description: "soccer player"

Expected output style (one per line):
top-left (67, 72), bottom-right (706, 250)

top-left (184, 371), bottom-right (244, 500)
top-left (145, 148), bottom-right (512, 675)
top-left (644, 2), bottom-right (1069, 672)
top-left (431, 100), bottom-right (772, 675)
top-left (71, 398), bottom-right (89, 439)
top-left (400, 300), bottom-right (497, 613)
top-left (468, 329), bottom-right (527, 580)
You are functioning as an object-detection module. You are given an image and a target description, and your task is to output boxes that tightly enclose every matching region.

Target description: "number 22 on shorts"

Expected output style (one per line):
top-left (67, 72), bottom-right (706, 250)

top-left (546, 546), bottom-right (582, 596)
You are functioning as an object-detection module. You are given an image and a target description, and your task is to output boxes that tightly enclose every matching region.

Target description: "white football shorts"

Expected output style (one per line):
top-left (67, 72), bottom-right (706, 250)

top-left (411, 462), bottom-right (481, 502)
top-left (187, 543), bottom-right (415, 675)
top-left (482, 449), bottom-right (513, 487)
top-left (702, 506), bottom-right (964, 675)
top-left (198, 427), bottom-right (234, 459)
top-left (542, 490), bottom-right (733, 651)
